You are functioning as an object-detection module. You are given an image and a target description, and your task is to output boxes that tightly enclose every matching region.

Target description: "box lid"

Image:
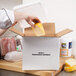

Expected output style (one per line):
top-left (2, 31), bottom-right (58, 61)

top-left (9, 23), bottom-right (73, 37)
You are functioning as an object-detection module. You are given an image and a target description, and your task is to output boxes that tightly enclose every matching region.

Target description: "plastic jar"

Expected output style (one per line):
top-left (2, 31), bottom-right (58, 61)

top-left (60, 38), bottom-right (72, 57)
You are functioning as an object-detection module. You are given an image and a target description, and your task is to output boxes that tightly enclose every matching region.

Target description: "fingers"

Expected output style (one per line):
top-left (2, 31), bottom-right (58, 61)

top-left (28, 20), bottom-right (34, 27)
top-left (26, 16), bottom-right (41, 27)
top-left (32, 17), bottom-right (41, 23)
top-left (26, 16), bottom-right (34, 27)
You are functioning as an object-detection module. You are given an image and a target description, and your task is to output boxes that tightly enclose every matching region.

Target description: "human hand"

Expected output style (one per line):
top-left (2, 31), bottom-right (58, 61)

top-left (25, 16), bottom-right (41, 27)
top-left (14, 12), bottom-right (41, 27)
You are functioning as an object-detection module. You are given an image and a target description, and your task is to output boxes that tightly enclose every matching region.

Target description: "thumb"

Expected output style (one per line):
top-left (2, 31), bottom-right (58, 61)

top-left (28, 20), bottom-right (34, 27)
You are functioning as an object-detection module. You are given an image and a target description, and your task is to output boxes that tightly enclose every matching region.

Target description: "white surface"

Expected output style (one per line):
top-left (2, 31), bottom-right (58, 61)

top-left (23, 0), bottom-right (76, 56)
top-left (22, 37), bottom-right (60, 70)
top-left (14, 1), bottom-right (48, 28)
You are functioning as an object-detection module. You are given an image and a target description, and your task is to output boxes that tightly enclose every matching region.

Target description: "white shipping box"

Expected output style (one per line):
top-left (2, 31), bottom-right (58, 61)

top-left (9, 23), bottom-right (72, 70)
top-left (22, 37), bottom-right (60, 70)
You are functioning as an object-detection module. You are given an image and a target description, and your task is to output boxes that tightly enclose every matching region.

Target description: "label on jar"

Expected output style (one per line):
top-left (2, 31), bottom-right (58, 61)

top-left (60, 48), bottom-right (68, 56)
top-left (61, 43), bottom-right (67, 48)
top-left (16, 45), bottom-right (22, 51)
top-left (69, 42), bottom-right (72, 49)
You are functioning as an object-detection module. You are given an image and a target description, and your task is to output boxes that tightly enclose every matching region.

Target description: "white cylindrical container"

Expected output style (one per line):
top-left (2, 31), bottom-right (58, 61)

top-left (16, 35), bottom-right (23, 52)
top-left (60, 38), bottom-right (72, 57)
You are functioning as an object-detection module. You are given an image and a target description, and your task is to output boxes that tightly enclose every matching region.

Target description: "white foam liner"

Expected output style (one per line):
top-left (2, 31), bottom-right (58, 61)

top-left (13, 1), bottom-right (48, 29)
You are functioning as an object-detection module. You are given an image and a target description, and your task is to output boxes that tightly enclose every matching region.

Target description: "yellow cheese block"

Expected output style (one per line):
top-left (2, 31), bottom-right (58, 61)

top-left (32, 23), bottom-right (45, 36)
top-left (65, 58), bottom-right (76, 67)
top-left (64, 65), bottom-right (76, 72)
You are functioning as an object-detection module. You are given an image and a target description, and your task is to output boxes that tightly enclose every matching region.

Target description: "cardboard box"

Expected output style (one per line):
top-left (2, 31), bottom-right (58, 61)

top-left (10, 23), bottom-right (72, 70)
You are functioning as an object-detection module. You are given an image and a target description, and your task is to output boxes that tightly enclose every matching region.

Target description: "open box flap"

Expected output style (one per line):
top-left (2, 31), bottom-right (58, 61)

top-left (9, 23), bottom-right (73, 37)
top-left (56, 29), bottom-right (73, 37)
top-left (9, 27), bottom-right (24, 37)
top-left (24, 23), bottom-right (56, 37)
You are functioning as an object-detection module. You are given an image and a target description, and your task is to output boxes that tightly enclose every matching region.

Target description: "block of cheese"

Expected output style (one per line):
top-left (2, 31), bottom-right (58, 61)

top-left (32, 23), bottom-right (45, 36)
top-left (64, 65), bottom-right (76, 72)
top-left (64, 58), bottom-right (76, 72)
top-left (65, 58), bottom-right (76, 66)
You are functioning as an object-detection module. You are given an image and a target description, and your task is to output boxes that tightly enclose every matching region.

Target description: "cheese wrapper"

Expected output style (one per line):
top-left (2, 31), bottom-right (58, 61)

top-left (64, 65), bottom-right (76, 72)
top-left (65, 58), bottom-right (76, 67)
top-left (32, 23), bottom-right (45, 36)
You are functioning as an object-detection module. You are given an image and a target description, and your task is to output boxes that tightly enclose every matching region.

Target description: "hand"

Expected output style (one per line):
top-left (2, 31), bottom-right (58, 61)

top-left (25, 16), bottom-right (41, 27)
top-left (14, 12), bottom-right (41, 27)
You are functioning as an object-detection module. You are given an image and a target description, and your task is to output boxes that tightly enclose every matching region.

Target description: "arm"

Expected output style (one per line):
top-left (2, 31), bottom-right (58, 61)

top-left (14, 11), bottom-right (41, 27)
top-left (0, 8), bottom-right (14, 36)
top-left (0, 8), bottom-right (14, 29)
top-left (0, 8), bottom-right (41, 36)
top-left (0, 29), bottom-right (7, 36)
top-left (0, 21), bottom-right (17, 36)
